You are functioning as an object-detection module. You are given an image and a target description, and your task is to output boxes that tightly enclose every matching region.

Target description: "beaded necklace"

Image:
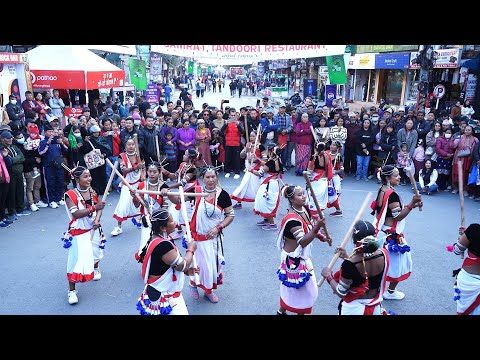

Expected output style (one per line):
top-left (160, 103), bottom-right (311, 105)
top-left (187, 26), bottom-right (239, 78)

top-left (203, 186), bottom-right (217, 218)
top-left (290, 205), bottom-right (312, 227)
top-left (146, 179), bottom-right (161, 212)
top-left (76, 186), bottom-right (95, 217)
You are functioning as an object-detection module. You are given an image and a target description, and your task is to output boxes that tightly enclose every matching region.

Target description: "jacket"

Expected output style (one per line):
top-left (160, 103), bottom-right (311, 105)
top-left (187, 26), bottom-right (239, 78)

top-left (221, 121), bottom-right (243, 147)
top-left (295, 121), bottom-right (313, 145)
top-left (435, 136), bottom-right (455, 158)
top-left (355, 127), bottom-right (375, 155)
top-left (4, 143), bottom-right (25, 175)
top-left (141, 126), bottom-right (161, 159)
top-left (379, 131), bottom-right (398, 160)
top-left (397, 129), bottom-right (418, 158)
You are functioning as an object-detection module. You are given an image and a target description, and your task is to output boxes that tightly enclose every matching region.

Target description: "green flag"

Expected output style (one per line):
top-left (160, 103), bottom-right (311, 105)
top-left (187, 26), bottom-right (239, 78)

top-left (128, 58), bottom-right (147, 90)
top-left (188, 61), bottom-right (194, 74)
top-left (197, 66), bottom-right (202, 76)
top-left (208, 66), bottom-right (212, 73)
top-left (326, 55), bottom-right (347, 84)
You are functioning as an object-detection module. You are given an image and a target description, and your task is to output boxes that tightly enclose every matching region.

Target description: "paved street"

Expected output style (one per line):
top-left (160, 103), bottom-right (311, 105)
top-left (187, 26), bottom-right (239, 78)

top-left (0, 82), bottom-right (471, 315)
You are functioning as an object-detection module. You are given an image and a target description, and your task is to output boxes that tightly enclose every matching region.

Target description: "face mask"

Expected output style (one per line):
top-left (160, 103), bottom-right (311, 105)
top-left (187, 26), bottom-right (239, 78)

top-left (134, 120), bottom-right (141, 126)
top-left (10, 99), bottom-right (17, 105)
top-left (74, 133), bottom-right (82, 138)
top-left (371, 117), bottom-right (379, 122)
top-left (16, 138), bottom-right (25, 145)
top-left (445, 134), bottom-right (452, 139)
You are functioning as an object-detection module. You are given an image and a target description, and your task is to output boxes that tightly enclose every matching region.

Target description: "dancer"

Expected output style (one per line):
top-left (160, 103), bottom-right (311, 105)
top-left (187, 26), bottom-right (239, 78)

top-left (449, 223), bottom-right (480, 315)
top-left (132, 161), bottom-right (180, 258)
top-left (253, 144), bottom-right (283, 230)
top-left (136, 209), bottom-right (198, 315)
top-left (372, 165), bottom-right (422, 300)
top-left (305, 142), bottom-right (333, 219)
top-left (276, 185), bottom-right (328, 315)
top-left (321, 220), bottom-right (390, 315)
top-left (189, 165), bottom-right (235, 303)
top-left (231, 131), bottom-right (265, 208)
top-left (62, 166), bottom-right (106, 304)
top-left (164, 148), bottom-right (200, 227)
top-left (325, 140), bottom-right (344, 217)
top-left (111, 138), bottom-right (144, 236)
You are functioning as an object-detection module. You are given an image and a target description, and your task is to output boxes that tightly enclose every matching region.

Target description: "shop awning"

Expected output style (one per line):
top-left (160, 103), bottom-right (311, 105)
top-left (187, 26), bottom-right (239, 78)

top-left (460, 55), bottom-right (480, 70)
top-left (26, 45), bottom-right (125, 90)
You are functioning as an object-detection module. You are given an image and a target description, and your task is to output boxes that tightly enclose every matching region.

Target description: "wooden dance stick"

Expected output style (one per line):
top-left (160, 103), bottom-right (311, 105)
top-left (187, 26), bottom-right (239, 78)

top-left (310, 125), bottom-right (320, 145)
top-left (317, 192), bottom-right (373, 288)
top-left (105, 158), bottom-right (150, 215)
top-left (136, 189), bottom-right (208, 197)
top-left (303, 171), bottom-right (331, 245)
top-left (458, 159), bottom-right (465, 228)
top-left (244, 115), bottom-right (249, 142)
top-left (133, 133), bottom-right (146, 181)
top-left (406, 165), bottom-right (422, 212)
top-left (178, 185), bottom-right (200, 285)
top-left (89, 160), bottom-right (118, 240)
top-left (250, 124), bottom-right (261, 166)
top-left (154, 135), bottom-right (163, 181)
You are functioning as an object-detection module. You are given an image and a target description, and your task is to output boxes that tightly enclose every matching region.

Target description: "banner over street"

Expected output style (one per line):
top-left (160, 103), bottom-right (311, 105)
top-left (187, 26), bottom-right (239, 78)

top-left (151, 45), bottom-right (346, 65)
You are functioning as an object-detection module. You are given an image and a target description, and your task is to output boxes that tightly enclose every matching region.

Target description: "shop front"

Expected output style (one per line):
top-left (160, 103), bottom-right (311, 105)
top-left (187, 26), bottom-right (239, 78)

top-left (0, 52), bottom-right (30, 108)
top-left (347, 53), bottom-right (376, 102)
top-left (373, 53), bottom-right (410, 105)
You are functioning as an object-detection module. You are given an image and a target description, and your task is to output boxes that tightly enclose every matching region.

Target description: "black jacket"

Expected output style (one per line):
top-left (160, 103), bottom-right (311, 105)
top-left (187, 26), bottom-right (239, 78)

top-left (355, 127), bottom-right (375, 155)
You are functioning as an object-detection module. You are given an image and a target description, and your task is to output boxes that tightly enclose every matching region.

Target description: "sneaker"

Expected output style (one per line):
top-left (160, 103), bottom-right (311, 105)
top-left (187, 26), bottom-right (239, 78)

top-left (364, 178), bottom-right (369, 182)
top-left (7, 214), bottom-right (18, 222)
top-left (276, 310), bottom-right (288, 315)
top-left (233, 174), bottom-right (240, 180)
top-left (475, 197), bottom-right (480, 202)
top-left (2, 218), bottom-right (14, 225)
top-left (190, 285), bottom-right (200, 300)
top-left (17, 210), bottom-right (31, 216)
top-left (93, 268), bottom-right (102, 281)
top-left (32, 170), bottom-right (40, 179)
top-left (232, 203), bottom-right (242, 209)
top-left (111, 226), bottom-right (123, 236)
top-left (469, 195), bottom-right (475, 199)
top-left (256, 219), bottom-right (269, 226)
top-left (383, 289), bottom-right (405, 300)
top-left (68, 290), bottom-right (78, 305)
top-left (205, 292), bottom-right (219, 303)
top-left (30, 203), bottom-right (39, 212)
top-left (329, 211), bottom-right (343, 217)
top-left (58, 200), bottom-right (66, 206)
top-left (447, 185), bottom-right (452, 190)
top-left (355, 177), bottom-right (360, 181)
top-left (451, 189), bottom-right (459, 194)
top-left (262, 223), bottom-right (278, 231)
top-left (0, 221), bottom-right (10, 228)
top-left (36, 201), bottom-right (48, 208)
top-left (367, 174), bottom-right (374, 179)
top-left (224, 173), bottom-right (231, 178)
top-left (49, 202), bottom-right (59, 209)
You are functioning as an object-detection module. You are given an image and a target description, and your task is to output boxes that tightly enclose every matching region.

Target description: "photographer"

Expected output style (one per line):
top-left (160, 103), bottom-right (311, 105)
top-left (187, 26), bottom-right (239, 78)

top-left (221, 107), bottom-right (244, 179)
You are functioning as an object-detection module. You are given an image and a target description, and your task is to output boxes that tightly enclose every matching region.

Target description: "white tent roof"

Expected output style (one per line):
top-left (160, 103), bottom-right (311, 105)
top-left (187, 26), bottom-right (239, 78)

top-left (27, 45), bottom-right (122, 71)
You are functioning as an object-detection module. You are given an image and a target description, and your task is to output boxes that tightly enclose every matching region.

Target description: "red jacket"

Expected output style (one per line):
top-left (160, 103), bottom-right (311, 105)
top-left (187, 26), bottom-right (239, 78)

top-left (223, 121), bottom-right (242, 147)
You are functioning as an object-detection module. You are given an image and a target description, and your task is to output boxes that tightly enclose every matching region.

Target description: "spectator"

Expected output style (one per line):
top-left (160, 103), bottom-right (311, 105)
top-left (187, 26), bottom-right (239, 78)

top-left (196, 119), bottom-right (212, 166)
top-left (450, 100), bottom-right (462, 120)
top-left (274, 105), bottom-right (293, 168)
top-left (0, 144), bottom-right (12, 228)
top-left (164, 83), bottom-right (173, 103)
top-left (120, 117), bottom-right (144, 152)
top-left (378, 122), bottom-right (398, 168)
top-left (451, 125), bottom-right (478, 195)
top-left (210, 128), bottom-right (225, 168)
top-left (160, 118), bottom-right (178, 146)
top-left (435, 126), bottom-right (455, 191)
top-left (260, 109), bottom-right (279, 149)
top-left (295, 113), bottom-right (314, 175)
top-left (21, 91), bottom-right (43, 126)
top-left (415, 110), bottom-right (431, 144)
top-left (425, 121), bottom-right (443, 161)
top-left (355, 118), bottom-right (375, 181)
top-left (162, 131), bottom-right (177, 174)
top-left (396, 142), bottom-right (409, 186)
top-left (177, 120), bottom-right (196, 166)
top-left (39, 124), bottom-right (69, 208)
top-left (222, 108), bottom-right (244, 179)
top-left (138, 95), bottom-right (151, 118)
top-left (101, 119), bottom-right (121, 189)
top-left (1, 131), bottom-right (29, 219)
top-left (412, 139), bottom-right (426, 180)
top-left (416, 159), bottom-right (438, 195)
top-left (461, 100), bottom-right (475, 119)
top-left (397, 119), bottom-right (418, 158)
top-left (19, 127), bottom-right (43, 212)
top-left (5, 94), bottom-right (25, 131)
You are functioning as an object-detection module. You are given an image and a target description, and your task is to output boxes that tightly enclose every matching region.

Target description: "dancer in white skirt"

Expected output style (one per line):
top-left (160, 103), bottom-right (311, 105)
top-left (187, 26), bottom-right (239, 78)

top-left (231, 131), bottom-right (266, 208)
top-left (321, 220), bottom-right (390, 315)
top-left (449, 223), bottom-right (480, 315)
top-left (276, 185), bottom-right (328, 315)
top-left (132, 162), bottom-right (179, 261)
top-left (62, 166), bottom-right (106, 305)
top-left (325, 141), bottom-right (344, 217)
top-left (111, 138), bottom-right (144, 236)
top-left (164, 148), bottom-right (200, 227)
top-left (189, 165), bottom-right (235, 303)
top-left (305, 142), bottom-right (332, 219)
top-left (253, 144), bottom-right (283, 231)
top-left (136, 209), bottom-right (198, 315)
top-left (372, 165), bottom-right (422, 300)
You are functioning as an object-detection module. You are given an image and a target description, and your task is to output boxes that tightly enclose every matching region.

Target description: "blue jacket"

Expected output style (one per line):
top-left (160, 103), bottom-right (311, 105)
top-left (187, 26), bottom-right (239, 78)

top-left (39, 138), bottom-right (68, 166)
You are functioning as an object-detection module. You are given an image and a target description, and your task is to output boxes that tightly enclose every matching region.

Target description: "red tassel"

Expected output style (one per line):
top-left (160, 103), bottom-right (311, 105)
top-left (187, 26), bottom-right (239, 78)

top-left (175, 203), bottom-right (181, 210)
top-left (172, 272), bottom-right (177, 282)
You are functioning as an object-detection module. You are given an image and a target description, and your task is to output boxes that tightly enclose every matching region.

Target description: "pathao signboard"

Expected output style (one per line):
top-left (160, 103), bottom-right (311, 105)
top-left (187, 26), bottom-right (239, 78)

top-left (31, 70), bottom-right (85, 89)
top-left (31, 70), bottom-right (125, 89)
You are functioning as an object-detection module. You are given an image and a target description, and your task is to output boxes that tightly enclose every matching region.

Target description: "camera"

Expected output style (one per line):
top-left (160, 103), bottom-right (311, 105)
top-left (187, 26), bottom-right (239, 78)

top-left (256, 99), bottom-right (261, 105)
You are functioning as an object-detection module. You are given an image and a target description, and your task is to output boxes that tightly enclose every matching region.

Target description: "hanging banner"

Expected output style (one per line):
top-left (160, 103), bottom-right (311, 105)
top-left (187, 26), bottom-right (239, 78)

top-left (303, 79), bottom-right (318, 98)
top-left (151, 45), bottom-right (346, 65)
top-left (410, 48), bottom-right (461, 69)
top-left (129, 58), bottom-right (147, 90)
top-left (146, 84), bottom-right (159, 103)
top-left (326, 55), bottom-right (347, 84)
top-left (187, 61), bottom-right (194, 74)
top-left (465, 74), bottom-right (477, 102)
top-left (150, 52), bottom-right (162, 76)
top-left (325, 84), bottom-right (337, 107)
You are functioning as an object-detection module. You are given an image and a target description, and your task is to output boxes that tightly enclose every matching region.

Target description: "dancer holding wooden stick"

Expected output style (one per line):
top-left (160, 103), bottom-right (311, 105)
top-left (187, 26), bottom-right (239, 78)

top-left (111, 138), bottom-right (144, 236)
top-left (320, 215), bottom-right (390, 315)
top-left (275, 185), bottom-right (330, 315)
top-left (446, 163), bottom-right (480, 315)
top-left (372, 165), bottom-right (423, 300)
top-left (61, 165), bottom-right (106, 305)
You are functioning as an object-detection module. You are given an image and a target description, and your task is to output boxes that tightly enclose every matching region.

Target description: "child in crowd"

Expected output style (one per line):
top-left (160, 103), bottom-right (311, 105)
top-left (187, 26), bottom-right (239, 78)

top-left (396, 142), bottom-right (409, 185)
top-left (162, 131), bottom-right (177, 174)
top-left (412, 138), bottom-right (425, 181)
